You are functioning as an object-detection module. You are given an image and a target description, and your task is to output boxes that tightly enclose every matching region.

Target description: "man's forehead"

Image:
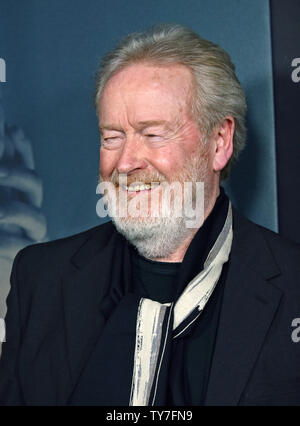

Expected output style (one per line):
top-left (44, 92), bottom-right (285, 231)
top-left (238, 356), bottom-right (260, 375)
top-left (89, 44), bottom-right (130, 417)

top-left (99, 63), bottom-right (194, 128)
top-left (102, 62), bottom-right (193, 95)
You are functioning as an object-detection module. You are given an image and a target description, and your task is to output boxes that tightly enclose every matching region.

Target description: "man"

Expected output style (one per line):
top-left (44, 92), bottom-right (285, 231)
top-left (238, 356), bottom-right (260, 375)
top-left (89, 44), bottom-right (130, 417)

top-left (0, 24), bottom-right (300, 406)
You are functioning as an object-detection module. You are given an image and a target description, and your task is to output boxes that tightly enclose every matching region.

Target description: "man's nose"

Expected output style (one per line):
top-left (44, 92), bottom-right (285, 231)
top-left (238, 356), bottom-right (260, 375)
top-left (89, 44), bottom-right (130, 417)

top-left (116, 135), bottom-right (148, 175)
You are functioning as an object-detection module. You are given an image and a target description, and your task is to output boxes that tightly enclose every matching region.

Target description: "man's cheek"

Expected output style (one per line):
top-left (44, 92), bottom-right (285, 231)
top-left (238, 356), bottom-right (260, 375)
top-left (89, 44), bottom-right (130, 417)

top-left (100, 152), bottom-right (117, 178)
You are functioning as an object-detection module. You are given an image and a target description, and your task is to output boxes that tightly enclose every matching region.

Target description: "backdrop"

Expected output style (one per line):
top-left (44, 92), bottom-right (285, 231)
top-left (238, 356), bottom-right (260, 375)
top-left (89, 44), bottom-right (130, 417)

top-left (0, 0), bottom-right (299, 337)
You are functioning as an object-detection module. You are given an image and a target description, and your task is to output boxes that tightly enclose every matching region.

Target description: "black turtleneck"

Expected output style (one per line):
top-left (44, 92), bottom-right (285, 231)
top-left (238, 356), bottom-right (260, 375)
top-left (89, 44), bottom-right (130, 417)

top-left (132, 253), bottom-right (181, 303)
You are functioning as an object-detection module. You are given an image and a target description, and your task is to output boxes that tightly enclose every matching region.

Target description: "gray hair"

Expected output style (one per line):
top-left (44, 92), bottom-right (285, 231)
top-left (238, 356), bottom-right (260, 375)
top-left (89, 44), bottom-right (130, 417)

top-left (95, 24), bottom-right (247, 180)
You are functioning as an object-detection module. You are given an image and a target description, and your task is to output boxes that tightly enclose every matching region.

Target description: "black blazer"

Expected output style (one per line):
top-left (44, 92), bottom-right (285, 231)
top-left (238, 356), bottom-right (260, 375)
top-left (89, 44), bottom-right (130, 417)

top-left (1, 209), bottom-right (300, 405)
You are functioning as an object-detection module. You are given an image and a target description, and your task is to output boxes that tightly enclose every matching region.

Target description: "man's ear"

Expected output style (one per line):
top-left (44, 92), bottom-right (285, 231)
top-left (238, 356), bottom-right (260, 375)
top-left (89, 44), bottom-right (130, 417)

top-left (212, 117), bottom-right (235, 173)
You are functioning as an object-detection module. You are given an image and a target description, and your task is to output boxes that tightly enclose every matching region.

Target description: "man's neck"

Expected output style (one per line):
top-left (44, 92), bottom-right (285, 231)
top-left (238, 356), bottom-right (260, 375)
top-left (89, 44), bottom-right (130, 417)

top-left (150, 187), bottom-right (220, 263)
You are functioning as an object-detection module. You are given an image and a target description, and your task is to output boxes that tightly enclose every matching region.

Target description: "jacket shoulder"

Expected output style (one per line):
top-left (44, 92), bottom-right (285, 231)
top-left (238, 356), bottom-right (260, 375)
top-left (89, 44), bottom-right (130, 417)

top-left (233, 209), bottom-right (300, 276)
top-left (15, 220), bottom-right (116, 275)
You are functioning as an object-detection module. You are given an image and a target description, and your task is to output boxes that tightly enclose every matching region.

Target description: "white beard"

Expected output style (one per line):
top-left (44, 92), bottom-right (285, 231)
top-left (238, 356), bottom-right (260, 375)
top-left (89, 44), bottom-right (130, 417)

top-left (100, 144), bottom-right (210, 260)
top-left (111, 197), bottom-right (194, 259)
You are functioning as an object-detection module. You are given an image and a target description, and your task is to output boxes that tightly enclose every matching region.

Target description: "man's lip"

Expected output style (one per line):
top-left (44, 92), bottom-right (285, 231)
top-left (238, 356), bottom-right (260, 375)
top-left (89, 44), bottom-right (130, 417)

top-left (115, 183), bottom-right (161, 196)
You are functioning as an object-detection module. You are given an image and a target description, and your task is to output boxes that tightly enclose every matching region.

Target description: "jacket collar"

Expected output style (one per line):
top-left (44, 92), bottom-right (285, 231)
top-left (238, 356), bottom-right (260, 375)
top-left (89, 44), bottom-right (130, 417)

top-left (61, 222), bottom-right (124, 403)
top-left (205, 209), bottom-right (282, 405)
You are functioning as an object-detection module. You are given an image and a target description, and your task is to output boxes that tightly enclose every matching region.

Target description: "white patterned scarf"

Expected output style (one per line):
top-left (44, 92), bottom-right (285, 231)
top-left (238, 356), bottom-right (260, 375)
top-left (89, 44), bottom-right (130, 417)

top-left (130, 202), bottom-right (233, 406)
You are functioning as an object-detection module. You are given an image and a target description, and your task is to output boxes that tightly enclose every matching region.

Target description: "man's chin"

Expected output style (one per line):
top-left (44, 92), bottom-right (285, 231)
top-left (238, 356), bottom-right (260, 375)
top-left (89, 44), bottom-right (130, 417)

top-left (111, 215), bottom-right (164, 237)
top-left (110, 215), bottom-right (191, 259)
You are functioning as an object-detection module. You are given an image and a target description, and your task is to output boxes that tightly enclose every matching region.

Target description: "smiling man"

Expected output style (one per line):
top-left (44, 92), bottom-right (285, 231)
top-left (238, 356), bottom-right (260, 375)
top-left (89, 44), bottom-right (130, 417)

top-left (0, 25), bottom-right (300, 406)
top-left (98, 61), bottom-right (220, 261)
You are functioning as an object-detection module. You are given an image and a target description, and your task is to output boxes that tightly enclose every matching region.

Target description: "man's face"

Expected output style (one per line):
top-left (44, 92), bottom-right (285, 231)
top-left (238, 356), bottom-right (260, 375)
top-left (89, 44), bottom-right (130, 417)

top-left (98, 63), bottom-right (215, 258)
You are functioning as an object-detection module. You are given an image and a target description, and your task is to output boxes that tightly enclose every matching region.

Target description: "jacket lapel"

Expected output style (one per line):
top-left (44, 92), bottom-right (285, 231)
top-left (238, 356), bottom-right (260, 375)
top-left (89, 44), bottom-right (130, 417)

top-left (60, 222), bottom-right (122, 404)
top-left (205, 211), bottom-right (283, 405)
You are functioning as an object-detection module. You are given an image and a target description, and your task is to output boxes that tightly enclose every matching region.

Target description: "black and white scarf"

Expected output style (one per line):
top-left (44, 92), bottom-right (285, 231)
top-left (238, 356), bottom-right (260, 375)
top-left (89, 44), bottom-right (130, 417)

top-left (130, 203), bottom-right (232, 405)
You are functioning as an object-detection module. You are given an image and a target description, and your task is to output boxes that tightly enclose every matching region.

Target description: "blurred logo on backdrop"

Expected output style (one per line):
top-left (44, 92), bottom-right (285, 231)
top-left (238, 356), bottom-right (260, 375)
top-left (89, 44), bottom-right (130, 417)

top-left (0, 91), bottom-right (47, 341)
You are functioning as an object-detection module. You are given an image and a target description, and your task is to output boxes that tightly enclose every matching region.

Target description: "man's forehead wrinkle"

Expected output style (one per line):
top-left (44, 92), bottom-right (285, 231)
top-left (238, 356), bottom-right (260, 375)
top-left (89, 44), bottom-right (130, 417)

top-left (99, 94), bottom-right (131, 133)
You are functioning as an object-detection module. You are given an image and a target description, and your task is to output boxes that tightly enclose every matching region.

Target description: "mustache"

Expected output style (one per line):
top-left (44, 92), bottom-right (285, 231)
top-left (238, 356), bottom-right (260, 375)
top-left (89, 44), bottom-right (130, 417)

top-left (100, 170), bottom-right (167, 186)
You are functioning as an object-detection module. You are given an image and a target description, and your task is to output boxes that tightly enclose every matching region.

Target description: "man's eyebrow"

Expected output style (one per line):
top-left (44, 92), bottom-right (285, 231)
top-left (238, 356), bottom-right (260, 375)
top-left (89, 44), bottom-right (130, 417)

top-left (99, 121), bottom-right (169, 132)
top-left (99, 125), bottom-right (124, 132)
top-left (136, 120), bottom-right (168, 129)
